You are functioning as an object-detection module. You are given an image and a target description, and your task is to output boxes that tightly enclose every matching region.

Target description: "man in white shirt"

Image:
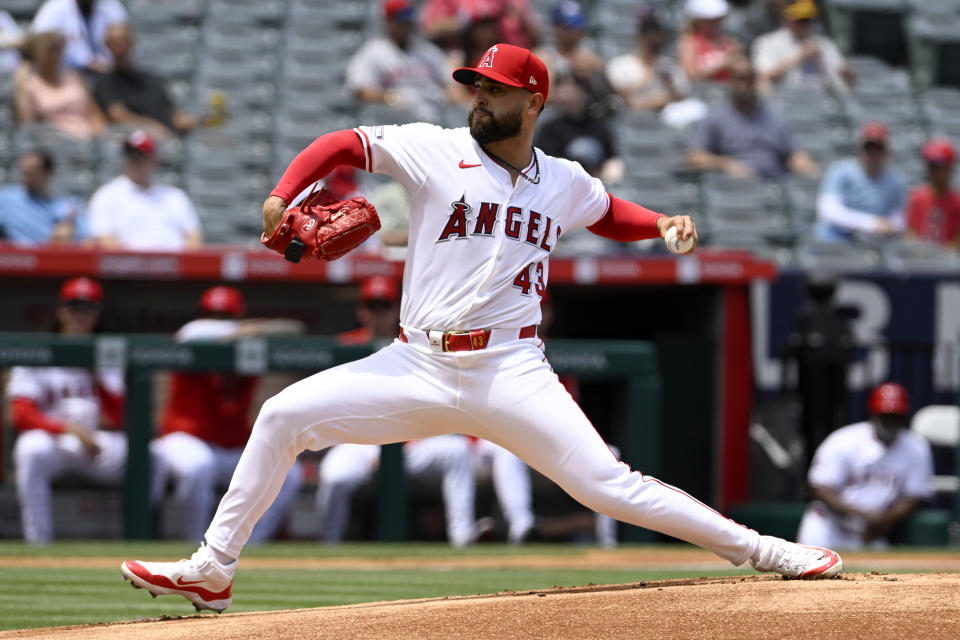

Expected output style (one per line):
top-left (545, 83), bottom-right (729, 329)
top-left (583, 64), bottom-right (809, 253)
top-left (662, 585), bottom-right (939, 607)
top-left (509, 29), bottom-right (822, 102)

top-left (31, 0), bottom-right (127, 72)
top-left (87, 130), bottom-right (203, 250)
top-left (751, 0), bottom-right (851, 97)
top-left (797, 382), bottom-right (934, 549)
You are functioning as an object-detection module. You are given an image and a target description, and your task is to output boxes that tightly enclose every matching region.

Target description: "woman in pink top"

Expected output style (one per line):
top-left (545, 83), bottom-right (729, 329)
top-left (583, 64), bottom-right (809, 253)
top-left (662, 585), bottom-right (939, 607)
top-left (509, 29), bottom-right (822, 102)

top-left (14, 31), bottom-right (106, 140)
top-left (677, 0), bottom-right (741, 82)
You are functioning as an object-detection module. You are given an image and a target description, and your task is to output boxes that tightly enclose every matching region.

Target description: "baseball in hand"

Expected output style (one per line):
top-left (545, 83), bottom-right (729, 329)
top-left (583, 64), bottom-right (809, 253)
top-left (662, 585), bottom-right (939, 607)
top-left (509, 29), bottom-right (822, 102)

top-left (664, 226), bottom-right (694, 255)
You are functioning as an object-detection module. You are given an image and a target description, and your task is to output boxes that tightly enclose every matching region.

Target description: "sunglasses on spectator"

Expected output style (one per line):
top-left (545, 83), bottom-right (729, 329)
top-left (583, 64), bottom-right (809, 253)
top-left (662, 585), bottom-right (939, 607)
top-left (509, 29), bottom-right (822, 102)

top-left (365, 300), bottom-right (395, 311)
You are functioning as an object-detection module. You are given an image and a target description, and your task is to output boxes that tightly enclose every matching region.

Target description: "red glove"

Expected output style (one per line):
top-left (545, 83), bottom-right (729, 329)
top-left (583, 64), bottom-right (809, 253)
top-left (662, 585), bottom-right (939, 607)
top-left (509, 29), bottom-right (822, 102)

top-left (261, 186), bottom-right (381, 262)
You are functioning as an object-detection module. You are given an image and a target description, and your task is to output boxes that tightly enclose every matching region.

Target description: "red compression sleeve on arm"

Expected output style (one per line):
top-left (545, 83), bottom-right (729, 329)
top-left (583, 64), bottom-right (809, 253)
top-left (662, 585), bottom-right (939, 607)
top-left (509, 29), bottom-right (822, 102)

top-left (10, 398), bottom-right (66, 434)
top-left (587, 194), bottom-right (666, 241)
top-left (269, 129), bottom-right (367, 203)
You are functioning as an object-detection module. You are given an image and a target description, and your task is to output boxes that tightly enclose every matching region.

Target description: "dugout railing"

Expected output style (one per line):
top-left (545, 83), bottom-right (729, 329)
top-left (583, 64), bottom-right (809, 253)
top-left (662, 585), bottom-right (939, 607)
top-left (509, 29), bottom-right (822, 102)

top-left (0, 334), bottom-right (661, 543)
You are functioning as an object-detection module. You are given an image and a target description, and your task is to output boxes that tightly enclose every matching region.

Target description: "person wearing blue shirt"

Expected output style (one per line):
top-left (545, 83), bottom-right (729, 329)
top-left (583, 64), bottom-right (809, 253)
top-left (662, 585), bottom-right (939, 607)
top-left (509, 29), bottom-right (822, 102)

top-left (815, 122), bottom-right (907, 243)
top-left (0, 150), bottom-right (85, 245)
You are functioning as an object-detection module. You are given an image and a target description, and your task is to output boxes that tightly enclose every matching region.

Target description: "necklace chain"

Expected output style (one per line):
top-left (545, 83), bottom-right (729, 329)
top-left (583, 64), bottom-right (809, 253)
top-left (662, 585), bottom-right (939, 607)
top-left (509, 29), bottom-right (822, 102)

top-left (481, 145), bottom-right (541, 185)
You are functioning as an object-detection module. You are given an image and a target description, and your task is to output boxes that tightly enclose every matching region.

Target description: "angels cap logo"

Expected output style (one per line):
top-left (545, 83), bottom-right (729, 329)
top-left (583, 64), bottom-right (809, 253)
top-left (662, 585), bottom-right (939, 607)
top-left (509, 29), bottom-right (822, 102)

top-left (478, 45), bottom-right (498, 69)
top-left (302, 218), bottom-right (317, 232)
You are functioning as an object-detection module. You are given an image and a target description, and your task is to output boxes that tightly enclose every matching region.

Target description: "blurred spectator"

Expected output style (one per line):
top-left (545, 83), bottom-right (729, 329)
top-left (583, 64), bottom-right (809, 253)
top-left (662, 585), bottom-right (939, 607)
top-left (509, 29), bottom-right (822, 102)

top-left (346, 0), bottom-right (458, 124)
top-left (444, 9), bottom-right (504, 105)
top-left (151, 286), bottom-right (304, 542)
top-left (0, 9), bottom-right (22, 73)
top-left (0, 149), bottom-right (85, 245)
top-left (606, 7), bottom-right (690, 112)
top-left (907, 138), bottom-right (960, 246)
top-left (797, 382), bottom-right (933, 550)
top-left (535, 1), bottom-right (612, 117)
top-left (535, 73), bottom-right (623, 186)
top-left (93, 23), bottom-right (197, 137)
top-left (752, 0), bottom-right (852, 97)
top-left (30, 0), bottom-right (127, 73)
top-left (687, 57), bottom-right (818, 180)
top-left (815, 122), bottom-right (907, 243)
top-left (421, 0), bottom-right (540, 52)
top-left (14, 31), bottom-right (107, 139)
top-left (6, 277), bottom-right (125, 544)
top-left (677, 0), bottom-right (741, 83)
top-left (87, 130), bottom-right (203, 250)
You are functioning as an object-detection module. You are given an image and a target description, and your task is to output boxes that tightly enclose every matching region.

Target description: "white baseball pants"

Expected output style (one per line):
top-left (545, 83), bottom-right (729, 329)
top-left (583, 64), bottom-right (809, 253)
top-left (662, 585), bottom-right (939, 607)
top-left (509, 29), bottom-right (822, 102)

top-left (205, 338), bottom-right (760, 563)
top-left (471, 438), bottom-right (535, 543)
top-left (316, 436), bottom-right (476, 546)
top-left (151, 431), bottom-right (302, 543)
top-left (14, 429), bottom-right (126, 544)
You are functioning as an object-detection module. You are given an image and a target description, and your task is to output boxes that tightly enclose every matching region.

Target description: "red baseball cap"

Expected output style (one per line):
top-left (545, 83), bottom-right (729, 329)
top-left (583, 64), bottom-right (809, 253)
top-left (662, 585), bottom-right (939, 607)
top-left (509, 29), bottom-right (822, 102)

top-left (859, 121), bottom-right (888, 146)
top-left (199, 285), bottom-right (246, 318)
top-left (383, 0), bottom-right (414, 20)
top-left (453, 43), bottom-right (549, 103)
top-left (360, 275), bottom-right (400, 302)
top-left (124, 129), bottom-right (156, 156)
top-left (868, 382), bottom-right (910, 416)
top-left (60, 277), bottom-right (103, 304)
top-left (922, 137), bottom-right (956, 166)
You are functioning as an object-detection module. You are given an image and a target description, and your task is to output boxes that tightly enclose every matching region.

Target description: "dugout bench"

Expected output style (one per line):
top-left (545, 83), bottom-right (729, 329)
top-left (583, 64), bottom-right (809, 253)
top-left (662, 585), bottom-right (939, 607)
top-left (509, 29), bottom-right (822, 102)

top-left (0, 334), bottom-right (661, 542)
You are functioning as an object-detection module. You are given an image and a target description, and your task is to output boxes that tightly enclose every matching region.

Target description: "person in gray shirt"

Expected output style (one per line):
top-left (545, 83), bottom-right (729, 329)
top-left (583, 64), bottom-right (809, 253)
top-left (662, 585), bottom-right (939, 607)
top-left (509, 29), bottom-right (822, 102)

top-left (687, 57), bottom-right (819, 181)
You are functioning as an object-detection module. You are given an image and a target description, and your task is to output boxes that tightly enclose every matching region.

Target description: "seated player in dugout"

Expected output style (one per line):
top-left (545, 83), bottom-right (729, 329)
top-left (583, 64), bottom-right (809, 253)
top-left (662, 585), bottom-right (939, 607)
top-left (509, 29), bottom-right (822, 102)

top-left (122, 44), bottom-right (842, 615)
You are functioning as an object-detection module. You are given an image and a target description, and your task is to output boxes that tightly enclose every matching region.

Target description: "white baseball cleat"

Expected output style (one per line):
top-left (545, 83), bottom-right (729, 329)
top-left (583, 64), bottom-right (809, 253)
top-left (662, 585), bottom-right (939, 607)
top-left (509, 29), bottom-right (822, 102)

top-left (750, 535), bottom-right (843, 579)
top-left (121, 543), bottom-right (235, 613)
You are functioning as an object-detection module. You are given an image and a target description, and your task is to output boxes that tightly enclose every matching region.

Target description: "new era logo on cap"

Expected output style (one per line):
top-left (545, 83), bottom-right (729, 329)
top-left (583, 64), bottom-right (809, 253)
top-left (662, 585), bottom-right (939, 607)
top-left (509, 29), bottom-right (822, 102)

top-left (453, 43), bottom-right (550, 102)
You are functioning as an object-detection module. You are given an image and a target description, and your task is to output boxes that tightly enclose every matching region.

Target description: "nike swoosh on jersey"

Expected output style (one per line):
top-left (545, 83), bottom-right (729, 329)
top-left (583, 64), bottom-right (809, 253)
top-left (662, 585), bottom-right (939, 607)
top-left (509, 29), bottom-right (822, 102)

top-left (459, 160), bottom-right (482, 168)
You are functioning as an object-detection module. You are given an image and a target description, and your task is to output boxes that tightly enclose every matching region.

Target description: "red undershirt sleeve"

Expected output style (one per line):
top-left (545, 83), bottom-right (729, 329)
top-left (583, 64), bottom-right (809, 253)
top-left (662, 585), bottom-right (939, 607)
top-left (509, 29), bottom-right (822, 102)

top-left (587, 194), bottom-right (666, 241)
top-left (10, 397), bottom-right (66, 434)
top-left (269, 129), bottom-right (367, 203)
top-left (97, 386), bottom-right (125, 429)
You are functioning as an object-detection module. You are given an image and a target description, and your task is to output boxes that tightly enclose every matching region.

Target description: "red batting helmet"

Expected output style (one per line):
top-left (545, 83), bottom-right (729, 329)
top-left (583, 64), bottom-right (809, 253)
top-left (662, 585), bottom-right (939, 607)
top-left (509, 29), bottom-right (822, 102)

top-left (922, 138), bottom-right (956, 166)
top-left (867, 382), bottom-right (910, 416)
top-left (199, 286), bottom-right (245, 318)
top-left (59, 277), bottom-right (103, 304)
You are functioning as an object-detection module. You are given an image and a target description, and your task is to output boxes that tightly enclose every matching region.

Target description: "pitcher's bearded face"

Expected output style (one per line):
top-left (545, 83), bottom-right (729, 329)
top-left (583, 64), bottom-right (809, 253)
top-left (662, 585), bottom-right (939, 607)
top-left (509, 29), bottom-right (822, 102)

top-left (469, 104), bottom-right (523, 144)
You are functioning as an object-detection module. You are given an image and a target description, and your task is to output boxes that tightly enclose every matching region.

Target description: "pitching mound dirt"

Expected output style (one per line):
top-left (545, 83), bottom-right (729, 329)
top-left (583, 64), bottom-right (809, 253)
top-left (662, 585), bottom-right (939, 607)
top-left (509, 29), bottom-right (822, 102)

top-left (3, 573), bottom-right (958, 640)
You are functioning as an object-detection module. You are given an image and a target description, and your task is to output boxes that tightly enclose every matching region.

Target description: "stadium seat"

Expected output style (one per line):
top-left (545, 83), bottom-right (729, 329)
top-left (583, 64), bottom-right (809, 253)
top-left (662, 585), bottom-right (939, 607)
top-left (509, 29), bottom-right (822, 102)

top-left (910, 405), bottom-right (960, 497)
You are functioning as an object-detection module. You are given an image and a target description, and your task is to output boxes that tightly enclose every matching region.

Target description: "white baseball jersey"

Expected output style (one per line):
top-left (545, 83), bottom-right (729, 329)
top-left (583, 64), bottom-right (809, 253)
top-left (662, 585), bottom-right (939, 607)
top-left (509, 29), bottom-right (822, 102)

top-left (808, 422), bottom-right (933, 513)
top-left (88, 175), bottom-right (200, 250)
top-left (354, 123), bottom-right (610, 330)
top-left (6, 365), bottom-right (123, 422)
top-left (797, 421), bottom-right (933, 548)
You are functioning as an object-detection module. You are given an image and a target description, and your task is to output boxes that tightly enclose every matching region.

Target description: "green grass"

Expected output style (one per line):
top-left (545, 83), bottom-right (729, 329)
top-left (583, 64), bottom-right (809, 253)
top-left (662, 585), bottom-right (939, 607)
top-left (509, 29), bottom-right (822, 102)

top-left (0, 542), bottom-right (955, 632)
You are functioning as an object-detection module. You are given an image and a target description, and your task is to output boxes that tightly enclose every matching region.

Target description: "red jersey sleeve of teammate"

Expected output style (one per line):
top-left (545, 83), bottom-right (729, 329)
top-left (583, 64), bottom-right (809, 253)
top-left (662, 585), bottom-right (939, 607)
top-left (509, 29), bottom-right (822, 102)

top-left (10, 397), bottom-right (67, 434)
top-left (97, 385), bottom-right (125, 429)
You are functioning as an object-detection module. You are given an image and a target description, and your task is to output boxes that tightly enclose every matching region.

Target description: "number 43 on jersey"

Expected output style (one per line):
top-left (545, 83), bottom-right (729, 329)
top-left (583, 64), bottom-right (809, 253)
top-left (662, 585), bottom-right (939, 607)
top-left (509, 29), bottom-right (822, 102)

top-left (514, 261), bottom-right (545, 297)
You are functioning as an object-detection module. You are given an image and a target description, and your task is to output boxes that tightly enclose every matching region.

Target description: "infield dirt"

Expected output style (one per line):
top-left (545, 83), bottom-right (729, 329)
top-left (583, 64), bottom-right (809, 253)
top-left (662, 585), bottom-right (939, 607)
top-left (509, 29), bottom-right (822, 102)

top-left (1, 560), bottom-right (958, 640)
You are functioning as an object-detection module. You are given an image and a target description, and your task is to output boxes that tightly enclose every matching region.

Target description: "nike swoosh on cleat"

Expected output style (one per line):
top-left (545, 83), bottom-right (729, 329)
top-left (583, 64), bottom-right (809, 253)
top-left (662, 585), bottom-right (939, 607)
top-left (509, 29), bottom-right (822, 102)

top-left (458, 160), bottom-right (482, 168)
top-left (176, 577), bottom-right (206, 586)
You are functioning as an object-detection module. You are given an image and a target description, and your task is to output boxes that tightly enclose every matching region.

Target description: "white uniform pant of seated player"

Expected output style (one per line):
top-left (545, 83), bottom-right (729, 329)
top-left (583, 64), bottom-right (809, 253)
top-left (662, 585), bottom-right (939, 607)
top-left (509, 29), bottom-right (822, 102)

top-left (317, 437), bottom-right (479, 547)
top-left (14, 397), bottom-right (127, 545)
top-left (150, 431), bottom-right (303, 543)
top-left (123, 337), bottom-right (842, 612)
